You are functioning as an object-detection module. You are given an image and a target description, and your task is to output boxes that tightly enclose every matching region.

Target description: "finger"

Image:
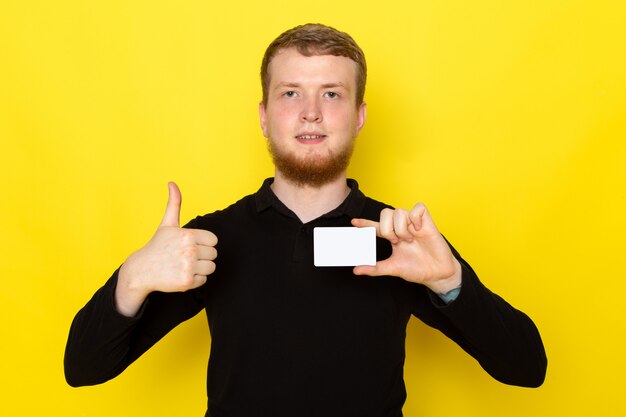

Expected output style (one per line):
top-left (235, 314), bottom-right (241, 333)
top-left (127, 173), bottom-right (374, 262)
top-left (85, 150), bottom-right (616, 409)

top-left (160, 182), bottom-right (182, 228)
top-left (393, 208), bottom-right (413, 241)
top-left (351, 218), bottom-right (381, 237)
top-left (194, 260), bottom-right (216, 276)
top-left (193, 230), bottom-right (218, 247)
top-left (195, 245), bottom-right (218, 261)
top-left (353, 260), bottom-right (394, 277)
top-left (409, 203), bottom-right (437, 236)
top-left (379, 208), bottom-right (399, 243)
top-left (353, 265), bottom-right (378, 276)
top-left (191, 274), bottom-right (208, 289)
top-left (408, 203), bottom-right (427, 236)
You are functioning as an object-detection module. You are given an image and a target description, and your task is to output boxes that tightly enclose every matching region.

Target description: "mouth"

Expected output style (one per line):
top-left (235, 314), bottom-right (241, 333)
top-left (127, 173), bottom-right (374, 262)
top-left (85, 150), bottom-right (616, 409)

top-left (295, 133), bottom-right (327, 144)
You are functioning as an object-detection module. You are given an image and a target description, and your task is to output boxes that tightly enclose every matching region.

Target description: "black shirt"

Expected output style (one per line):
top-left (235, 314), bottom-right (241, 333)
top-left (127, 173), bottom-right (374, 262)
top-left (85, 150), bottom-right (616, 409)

top-left (64, 178), bottom-right (547, 417)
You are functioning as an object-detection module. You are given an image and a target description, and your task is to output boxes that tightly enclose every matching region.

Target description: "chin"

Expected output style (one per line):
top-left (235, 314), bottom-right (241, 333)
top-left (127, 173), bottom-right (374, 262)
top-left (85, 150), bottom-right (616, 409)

top-left (268, 141), bottom-right (353, 187)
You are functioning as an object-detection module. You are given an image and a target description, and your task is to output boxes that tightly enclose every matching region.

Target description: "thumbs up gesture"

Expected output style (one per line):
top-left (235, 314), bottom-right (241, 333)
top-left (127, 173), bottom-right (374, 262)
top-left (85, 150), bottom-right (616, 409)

top-left (115, 182), bottom-right (218, 317)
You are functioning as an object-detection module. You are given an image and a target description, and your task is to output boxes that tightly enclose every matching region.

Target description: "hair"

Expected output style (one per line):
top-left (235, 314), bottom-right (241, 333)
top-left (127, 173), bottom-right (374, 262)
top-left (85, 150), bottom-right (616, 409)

top-left (260, 23), bottom-right (367, 107)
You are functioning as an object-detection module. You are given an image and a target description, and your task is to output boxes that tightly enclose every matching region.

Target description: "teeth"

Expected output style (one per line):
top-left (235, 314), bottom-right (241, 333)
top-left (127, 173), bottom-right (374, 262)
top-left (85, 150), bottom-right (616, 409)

top-left (298, 135), bottom-right (323, 139)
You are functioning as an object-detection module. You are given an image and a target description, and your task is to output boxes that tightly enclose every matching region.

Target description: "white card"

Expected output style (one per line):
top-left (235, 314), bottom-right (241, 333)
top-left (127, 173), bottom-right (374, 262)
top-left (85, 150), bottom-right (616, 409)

top-left (313, 227), bottom-right (376, 267)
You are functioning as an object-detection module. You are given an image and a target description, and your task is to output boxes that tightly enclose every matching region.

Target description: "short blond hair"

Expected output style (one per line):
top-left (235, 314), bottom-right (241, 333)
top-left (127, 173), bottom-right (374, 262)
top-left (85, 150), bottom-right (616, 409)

top-left (261, 23), bottom-right (367, 107)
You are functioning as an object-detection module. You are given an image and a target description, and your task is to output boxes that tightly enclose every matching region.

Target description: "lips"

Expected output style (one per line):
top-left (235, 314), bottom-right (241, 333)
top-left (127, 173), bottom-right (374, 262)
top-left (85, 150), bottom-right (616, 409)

top-left (295, 133), bottom-right (327, 144)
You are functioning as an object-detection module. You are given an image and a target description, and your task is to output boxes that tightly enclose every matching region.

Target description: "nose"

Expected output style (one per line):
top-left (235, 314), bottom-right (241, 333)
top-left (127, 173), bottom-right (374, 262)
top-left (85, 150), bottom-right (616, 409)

top-left (300, 97), bottom-right (323, 123)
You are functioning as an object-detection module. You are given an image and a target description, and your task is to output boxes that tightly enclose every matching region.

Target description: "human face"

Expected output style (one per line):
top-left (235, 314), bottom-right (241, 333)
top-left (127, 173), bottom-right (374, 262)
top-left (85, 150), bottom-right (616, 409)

top-left (259, 48), bottom-right (367, 187)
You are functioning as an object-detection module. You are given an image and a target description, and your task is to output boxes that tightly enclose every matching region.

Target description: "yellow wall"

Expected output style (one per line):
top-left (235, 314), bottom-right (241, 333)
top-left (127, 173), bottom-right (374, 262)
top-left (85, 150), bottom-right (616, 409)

top-left (1, 0), bottom-right (624, 415)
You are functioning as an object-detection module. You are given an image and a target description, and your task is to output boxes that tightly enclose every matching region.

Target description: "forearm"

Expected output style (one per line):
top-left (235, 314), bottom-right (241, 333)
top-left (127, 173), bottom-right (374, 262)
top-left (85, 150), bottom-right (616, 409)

top-left (64, 268), bottom-right (206, 387)
top-left (64, 270), bottom-right (139, 386)
top-left (426, 261), bottom-right (547, 387)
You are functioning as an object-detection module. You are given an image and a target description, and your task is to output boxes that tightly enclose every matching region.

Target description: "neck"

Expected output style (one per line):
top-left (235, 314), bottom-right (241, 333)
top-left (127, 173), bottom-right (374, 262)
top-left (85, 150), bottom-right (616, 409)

top-left (271, 171), bottom-right (351, 223)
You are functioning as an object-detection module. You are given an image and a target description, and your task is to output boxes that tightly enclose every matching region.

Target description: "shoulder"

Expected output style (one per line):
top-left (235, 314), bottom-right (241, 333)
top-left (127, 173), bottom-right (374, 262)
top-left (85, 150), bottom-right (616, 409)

top-left (359, 193), bottom-right (394, 221)
top-left (183, 193), bottom-right (256, 232)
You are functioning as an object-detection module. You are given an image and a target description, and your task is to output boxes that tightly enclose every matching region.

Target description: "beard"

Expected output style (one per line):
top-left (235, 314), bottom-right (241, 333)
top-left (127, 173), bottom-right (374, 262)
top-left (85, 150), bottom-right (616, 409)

top-left (267, 138), bottom-right (355, 187)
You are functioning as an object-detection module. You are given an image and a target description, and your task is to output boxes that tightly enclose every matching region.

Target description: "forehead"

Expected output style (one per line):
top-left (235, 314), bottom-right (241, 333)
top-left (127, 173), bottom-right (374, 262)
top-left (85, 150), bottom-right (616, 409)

top-left (267, 48), bottom-right (358, 88)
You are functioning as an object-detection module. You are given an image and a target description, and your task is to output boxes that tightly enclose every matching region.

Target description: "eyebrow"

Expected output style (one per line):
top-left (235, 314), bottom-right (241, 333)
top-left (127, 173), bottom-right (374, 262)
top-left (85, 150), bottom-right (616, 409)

top-left (321, 82), bottom-right (348, 89)
top-left (273, 82), bottom-right (349, 91)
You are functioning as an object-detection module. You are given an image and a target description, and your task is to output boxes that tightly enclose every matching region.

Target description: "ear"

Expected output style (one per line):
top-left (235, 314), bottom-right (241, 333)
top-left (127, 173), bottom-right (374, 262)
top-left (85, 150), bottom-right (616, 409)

top-left (259, 101), bottom-right (269, 138)
top-left (355, 101), bottom-right (367, 135)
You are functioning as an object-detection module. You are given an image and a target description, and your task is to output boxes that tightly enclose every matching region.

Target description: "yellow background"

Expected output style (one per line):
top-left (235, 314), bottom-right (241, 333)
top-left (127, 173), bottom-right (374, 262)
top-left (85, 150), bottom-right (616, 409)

top-left (1, 0), bottom-right (624, 415)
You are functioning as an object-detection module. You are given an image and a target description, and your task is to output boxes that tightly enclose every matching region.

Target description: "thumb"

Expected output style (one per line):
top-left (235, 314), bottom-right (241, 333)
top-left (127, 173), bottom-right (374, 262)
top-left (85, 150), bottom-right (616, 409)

top-left (160, 181), bottom-right (182, 227)
top-left (353, 260), bottom-right (394, 277)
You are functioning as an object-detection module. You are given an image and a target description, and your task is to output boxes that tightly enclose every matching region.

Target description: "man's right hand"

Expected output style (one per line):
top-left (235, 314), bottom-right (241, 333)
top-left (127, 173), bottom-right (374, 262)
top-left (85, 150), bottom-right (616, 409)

top-left (115, 182), bottom-right (218, 317)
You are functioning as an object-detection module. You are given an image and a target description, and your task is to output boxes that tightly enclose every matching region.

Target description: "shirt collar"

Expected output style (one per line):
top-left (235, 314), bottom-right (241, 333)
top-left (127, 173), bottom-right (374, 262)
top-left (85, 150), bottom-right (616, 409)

top-left (254, 177), bottom-right (367, 221)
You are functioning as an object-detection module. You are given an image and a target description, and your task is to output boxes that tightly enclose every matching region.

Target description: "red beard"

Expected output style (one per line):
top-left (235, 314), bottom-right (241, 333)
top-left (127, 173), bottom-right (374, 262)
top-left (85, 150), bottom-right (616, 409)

top-left (267, 139), bottom-right (354, 187)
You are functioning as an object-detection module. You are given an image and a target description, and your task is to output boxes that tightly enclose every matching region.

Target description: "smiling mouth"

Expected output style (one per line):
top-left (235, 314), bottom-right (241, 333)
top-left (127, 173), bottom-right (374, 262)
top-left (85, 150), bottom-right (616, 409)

top-left (295, 134), bottom-right (328, 145)
top-left (296, 134), bottom-right (326, 140)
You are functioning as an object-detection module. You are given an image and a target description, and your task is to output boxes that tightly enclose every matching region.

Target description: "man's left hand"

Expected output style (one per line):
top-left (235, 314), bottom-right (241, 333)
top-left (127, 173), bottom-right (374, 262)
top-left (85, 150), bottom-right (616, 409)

top-left (351, 203), bottom-right (462, 294)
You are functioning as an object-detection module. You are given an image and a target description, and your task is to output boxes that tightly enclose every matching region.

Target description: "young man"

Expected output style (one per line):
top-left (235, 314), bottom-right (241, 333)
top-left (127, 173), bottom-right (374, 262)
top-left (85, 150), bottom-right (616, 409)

top-left (65, 24), bottom-right (547, 417)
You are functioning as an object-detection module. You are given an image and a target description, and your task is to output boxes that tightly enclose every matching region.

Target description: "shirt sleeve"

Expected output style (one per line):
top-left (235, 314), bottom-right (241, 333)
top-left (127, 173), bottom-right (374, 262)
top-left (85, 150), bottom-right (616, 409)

top-left (63, 269), bottom-right (205, 387)
top-left (435, 286), bottom-right (462, 304)
top-left (64, 219), bottom-right (207, 387)
top-left (414, 246), bottom-right (547, 388)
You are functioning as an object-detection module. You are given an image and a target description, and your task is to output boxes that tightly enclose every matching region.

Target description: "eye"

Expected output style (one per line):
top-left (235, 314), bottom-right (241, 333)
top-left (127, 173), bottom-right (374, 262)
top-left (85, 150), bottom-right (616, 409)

top-left (324, 91), bottom-right (339, 99)
top-left (284, 91), bottom-right (297, 98)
